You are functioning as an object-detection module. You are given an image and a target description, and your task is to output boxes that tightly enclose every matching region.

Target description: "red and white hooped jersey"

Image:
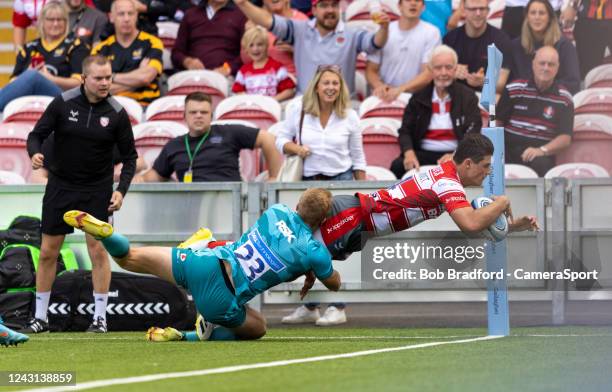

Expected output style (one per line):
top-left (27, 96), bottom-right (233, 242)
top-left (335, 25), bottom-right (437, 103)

top-left (357, 161), bottom-right (470, 236)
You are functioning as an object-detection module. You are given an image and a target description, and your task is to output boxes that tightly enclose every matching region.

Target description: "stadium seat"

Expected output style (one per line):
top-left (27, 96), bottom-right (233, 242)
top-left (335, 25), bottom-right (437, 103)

top-left (365, 165), bottom-right (397, 181)
top-left (2, 95), bottom-right (53, 123)
top-left (355, 71), bottom-right (367, 101)
top-left (214, 95), bottom-right (281, 129)
top-left (345, 19), bottom-right (380, 33)
top-left (267, 121), bottom-right (286, 136)
top-left (0, 122), bottom-right (34, 179)
top-left (573, 88), bottom-right (612, 115)
top-left (584, 64), bottom-right (612, 89)
top-left (359, 93), bottom-right (411, 120)
top-left (556, 114), bottom-right (612, 173)
top-left (132, 121), bottom-right (188, 167)
top-left (488, 0), bottom-right (505, 29)
top-left (544, 163), bottom-right (609, 179)
top-left (505, 164), bottom-right (539, 179)
top-left (362, 133), bottom-right (400, 168)
top-left (359, 117), bottom-right (400, 137)
top-left (356, 52), bottom-right (368, 73)
top-left (402, 165), bottom-right (439, 179)
top-left (345, 0), bottom-right (400, 21)
top-left (145, 95), bottom-right (186, 122)
top-left (0, 170), bottom-right (26, 184)
top-left (114, 96), bottom-right (143, 125)
top-left (212, 119), bottom-right (261, 181)
top-left (156, 21), bottom-right (179, 49)
top-left (167, 70), bottom-right (229, 110)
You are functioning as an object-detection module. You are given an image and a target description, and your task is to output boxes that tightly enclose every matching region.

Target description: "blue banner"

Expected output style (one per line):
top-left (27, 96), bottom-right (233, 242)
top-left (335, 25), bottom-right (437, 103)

top-left (480, 44), bottom-right (503, 111)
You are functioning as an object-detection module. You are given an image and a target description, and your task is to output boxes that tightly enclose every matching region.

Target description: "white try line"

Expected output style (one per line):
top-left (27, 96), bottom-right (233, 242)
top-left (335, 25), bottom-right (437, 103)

top-left (22, 335), bottom-right (501, 392)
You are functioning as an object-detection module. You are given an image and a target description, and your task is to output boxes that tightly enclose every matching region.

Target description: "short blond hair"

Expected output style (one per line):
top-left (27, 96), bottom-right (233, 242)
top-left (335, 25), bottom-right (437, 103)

top-left (297, 188), bottom-right (333, 229)
top-left (38, 2), bottom-right (69, 41)
top-left (241, 26), bottom-right (269, 50)
top-left (302, 66), bottom-right (350, 118)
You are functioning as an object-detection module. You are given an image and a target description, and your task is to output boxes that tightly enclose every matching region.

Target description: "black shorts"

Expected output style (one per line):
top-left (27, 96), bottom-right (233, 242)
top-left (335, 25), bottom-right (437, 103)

top-left (42, 183), bottom-right (112, 235)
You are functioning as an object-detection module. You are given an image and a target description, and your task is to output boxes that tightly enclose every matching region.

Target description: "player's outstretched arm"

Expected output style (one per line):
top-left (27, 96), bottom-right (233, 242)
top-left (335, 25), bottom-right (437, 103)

top-left (449, 196), bottom-right (510, 234)
top-left (508, 216), bottom-right (540, 232)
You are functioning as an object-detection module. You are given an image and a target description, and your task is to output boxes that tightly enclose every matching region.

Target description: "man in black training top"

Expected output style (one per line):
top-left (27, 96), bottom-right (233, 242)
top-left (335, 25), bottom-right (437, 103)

top-left (25, 55), bottom-right (138, 334)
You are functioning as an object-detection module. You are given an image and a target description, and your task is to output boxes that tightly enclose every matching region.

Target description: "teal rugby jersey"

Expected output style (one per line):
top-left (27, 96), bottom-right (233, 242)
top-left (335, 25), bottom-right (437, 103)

top-left (209, 204), bottom-right (333, 305)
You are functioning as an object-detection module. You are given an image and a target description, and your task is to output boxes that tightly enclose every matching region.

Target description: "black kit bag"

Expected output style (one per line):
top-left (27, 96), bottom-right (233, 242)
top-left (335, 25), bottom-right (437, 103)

top-left (48, 270), bottom-right (196, 332)
top-left (0, 291), bottom-right (34, 330)
top-left (0, 216), bottom-right (42, 249)
top-left (0, 246), bottom-right (37, 291)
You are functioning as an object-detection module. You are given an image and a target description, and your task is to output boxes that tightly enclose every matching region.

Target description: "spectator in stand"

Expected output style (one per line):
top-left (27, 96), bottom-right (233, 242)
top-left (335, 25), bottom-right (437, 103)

top-left (234, 0), bottom-right (390, 96)
top-left (246, 0), bottom-right (309, 75)
top-left (232, 26), bottom-right (296, 101)
top-left (560, 0), bottom-right (611, 79)
top-left (276, 65), bottom-right (366, 326)
top-left (421, 0), bottom-right (453, 36)
top-left (0, 2), bottom-right (90, 111)
top-left (443, 0), bottom-right (512, 93)
top-left (275, 65), bottom-right (367, 181)
top-left (91, 0), bottom-right (164, 106)
top-left (498, 46), bottom-right (573, 177)
top-left (390, 45), bottom-right (482, 179)
top-left (136, 92), bottom-right (282, 182)
top-left (95, 0), bottom-right (181, 37)
top-left (171, 0), bottom-right (247, 77)
top-left (502, 0), bottom-right (563, 39)
top-left (509, 0), bottom-right (581, 94)
top-left (366, 0), bottom-right (440, 102)
top-left (12, 0), bottom-right (50, 50)
top-left (66, 0), bottom-right (108, 46)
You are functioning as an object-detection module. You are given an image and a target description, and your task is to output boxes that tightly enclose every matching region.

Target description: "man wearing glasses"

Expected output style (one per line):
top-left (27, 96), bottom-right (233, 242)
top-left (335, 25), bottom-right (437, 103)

top-left (233, 0), bottom-right (390, 97)
top-left (443, 0), bottom-right (512, 93)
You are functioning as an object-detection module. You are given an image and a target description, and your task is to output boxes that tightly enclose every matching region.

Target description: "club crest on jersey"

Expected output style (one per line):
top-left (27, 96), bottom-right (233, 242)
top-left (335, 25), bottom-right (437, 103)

top-left (69, 110), bottom-right (79, 122)
top-left (543, 106), bottom-right (555, 119)
top-left (132, 48), bottom-right (143, 60)
top-left (275, 221), bottom-right (296, 243)
top-left (100, 116), bottom-right (109, 127)
top-left (54, 48), bottom-right (64, 57)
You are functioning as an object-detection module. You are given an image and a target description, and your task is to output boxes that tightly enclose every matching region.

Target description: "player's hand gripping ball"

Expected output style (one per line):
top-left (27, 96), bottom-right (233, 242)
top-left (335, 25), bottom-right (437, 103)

top-left (471, 196), bottom-right (509, 242)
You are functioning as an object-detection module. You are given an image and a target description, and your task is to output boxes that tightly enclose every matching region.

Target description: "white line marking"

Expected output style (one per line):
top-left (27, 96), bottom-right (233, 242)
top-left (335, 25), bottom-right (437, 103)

top-left (30, 335), bottom-right (479, 341)
top-left (22, 336), bottom-right (501, 392)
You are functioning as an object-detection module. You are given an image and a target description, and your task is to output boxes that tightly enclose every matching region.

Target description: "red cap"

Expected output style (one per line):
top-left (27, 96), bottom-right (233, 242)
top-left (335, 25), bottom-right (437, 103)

top-left (312, 0), bottom-right (340, 6)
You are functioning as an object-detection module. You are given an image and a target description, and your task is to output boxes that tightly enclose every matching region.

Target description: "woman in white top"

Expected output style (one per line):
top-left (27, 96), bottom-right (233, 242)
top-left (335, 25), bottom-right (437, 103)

top-left (275, 64), bottom-right (367, 181)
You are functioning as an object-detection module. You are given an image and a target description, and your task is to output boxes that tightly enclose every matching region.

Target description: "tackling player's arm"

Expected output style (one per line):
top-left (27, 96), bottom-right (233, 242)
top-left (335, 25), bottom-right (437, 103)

top-left (449, 195), bottom-right (511, 234)
top-left (320, 270), bottom-right (341, 292)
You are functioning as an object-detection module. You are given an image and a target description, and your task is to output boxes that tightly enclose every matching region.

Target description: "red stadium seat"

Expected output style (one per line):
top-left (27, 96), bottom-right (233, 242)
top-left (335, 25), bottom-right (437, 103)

top-left (545, 163), bottom-right (609, 179)
top-left (365, 165), bottom-right (397, 180)
top-left (573, 88), bottom-right (612, 115)
top-left (0, 122), bottom-right (34, 179)
top-left (214, 95), bottom-right (281, 130)
top-left (345, 0), bottom-right (400, 21)
top-left (0, 170), bottom-right (26, 185)
top-left (167, 70), bottom-right (229, 110)
top-left (505, 164), bottom-right (539, 179)
top-left (114, 96), bottom-right (143, 125)
top-left (556, 114), bottom-right (612, 173)
top-left (145, 96), bottom-right (186, 122)
top-left (359, 117), bottom-right (400, 137)
top-left (362, 133), bottom-right (400, 169)
top-left (584, 64), bottom-right (612, 89)
top-left (132, 121), bottom-right (188, 168)
top-left (359, 94), bottom-right (410, 120)
top-left (2, 95), bottom-right (53, 123)
top-left (156, 21), bottom-right (179, 49)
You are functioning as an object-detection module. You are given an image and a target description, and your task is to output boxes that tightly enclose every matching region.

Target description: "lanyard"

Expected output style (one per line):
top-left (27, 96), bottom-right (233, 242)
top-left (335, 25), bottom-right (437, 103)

top-left (184, 131), bottom-right (210, 170)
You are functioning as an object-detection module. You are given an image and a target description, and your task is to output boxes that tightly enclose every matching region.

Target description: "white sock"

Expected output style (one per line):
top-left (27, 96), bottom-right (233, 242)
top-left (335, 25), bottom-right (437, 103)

top-left (34, 291), bottom-right (51, 321)
top-left (93, 292), bottom-right (108, 321)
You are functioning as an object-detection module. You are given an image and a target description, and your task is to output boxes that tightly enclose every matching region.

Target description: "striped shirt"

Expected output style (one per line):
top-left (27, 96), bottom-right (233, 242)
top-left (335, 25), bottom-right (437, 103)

top-left (357, 161), bottom-right (470, 236)
top-left (421, 89), bottom-right (457, 152)
top-left (92, 31), bottom-right (164, 106)
top-left (498, 79), bottom-right (574, 143)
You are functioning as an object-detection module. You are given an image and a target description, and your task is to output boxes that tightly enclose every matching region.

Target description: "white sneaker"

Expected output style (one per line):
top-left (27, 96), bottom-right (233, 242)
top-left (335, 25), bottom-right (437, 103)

top-left (315, 306), bottom-right (347, 326)
top-left (281, 305), bottom-right (320, 324)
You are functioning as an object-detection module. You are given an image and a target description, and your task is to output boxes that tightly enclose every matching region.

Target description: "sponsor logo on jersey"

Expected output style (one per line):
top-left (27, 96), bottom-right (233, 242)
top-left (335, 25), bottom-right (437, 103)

top-left (275, 221), bottom-right (296, 243)
top-left (326, 214), bottom-right (355, 234)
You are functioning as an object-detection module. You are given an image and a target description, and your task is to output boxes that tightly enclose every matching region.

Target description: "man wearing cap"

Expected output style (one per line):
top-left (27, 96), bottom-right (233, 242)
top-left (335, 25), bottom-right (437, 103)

top-left (233, 0), bottom-right (390, 97)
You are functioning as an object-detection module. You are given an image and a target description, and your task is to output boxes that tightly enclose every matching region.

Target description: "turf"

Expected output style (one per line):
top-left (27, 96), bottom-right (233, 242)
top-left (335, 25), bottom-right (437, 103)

top-left (1, 326), bottom-right (611, 392)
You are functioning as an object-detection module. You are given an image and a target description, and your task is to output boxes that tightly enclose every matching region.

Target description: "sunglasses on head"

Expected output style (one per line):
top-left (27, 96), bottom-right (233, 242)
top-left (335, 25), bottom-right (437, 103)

top-left (317, 64), bottom-right (342, 74)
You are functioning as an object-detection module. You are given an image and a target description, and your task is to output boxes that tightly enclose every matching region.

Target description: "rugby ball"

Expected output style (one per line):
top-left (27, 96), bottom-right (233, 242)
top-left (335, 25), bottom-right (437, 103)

top-left (471, 197), bottom-right (509, 242)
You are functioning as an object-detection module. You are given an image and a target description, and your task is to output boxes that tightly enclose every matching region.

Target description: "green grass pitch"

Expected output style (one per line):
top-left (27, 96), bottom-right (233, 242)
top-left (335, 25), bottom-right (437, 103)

top-left (2, 326), bottom-right (611, 392)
